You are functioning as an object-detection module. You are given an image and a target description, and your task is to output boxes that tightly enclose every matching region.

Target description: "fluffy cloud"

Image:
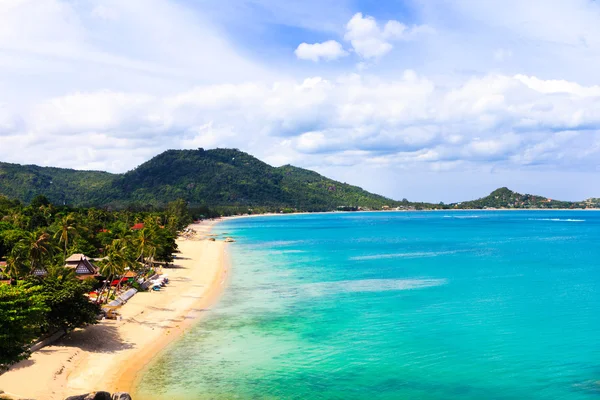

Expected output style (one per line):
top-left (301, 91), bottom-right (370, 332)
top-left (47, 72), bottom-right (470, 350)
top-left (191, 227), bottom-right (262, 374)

top-left (295, 40), bottom-right (348, 62)
top-left (344, 13), bottom-right (433, 59)
top-left (1, 72), bottom-right (599, 176)
top-left (293, 12), bottom-right (433, 62)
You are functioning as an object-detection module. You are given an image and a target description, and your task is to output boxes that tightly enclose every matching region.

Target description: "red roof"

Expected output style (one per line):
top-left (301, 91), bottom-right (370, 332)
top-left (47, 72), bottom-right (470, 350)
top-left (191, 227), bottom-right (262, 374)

top-left (131, 223), bottom-right (145, 230)
top-left (111, 277), bottom-right (129, 286)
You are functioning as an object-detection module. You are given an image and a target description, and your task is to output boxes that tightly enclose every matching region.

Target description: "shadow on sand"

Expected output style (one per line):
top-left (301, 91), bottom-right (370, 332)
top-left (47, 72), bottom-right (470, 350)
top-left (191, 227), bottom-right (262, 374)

top-left (56, 324), bottom-right (135, 354)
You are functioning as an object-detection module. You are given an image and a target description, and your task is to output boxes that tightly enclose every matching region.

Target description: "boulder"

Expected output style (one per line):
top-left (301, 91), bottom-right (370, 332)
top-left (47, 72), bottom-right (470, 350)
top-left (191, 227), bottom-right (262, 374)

top-left (65, 392), bottom-right (112, 400)
top-left (111, 393), bottom-right (132, 400)
top-left (224, 237), bottom-right (235, 242)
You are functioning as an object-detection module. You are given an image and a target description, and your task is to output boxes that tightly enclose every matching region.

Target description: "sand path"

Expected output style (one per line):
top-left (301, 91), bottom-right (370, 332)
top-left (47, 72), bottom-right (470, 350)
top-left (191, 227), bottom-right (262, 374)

top-left (0, 221), bottom-right (227, 399)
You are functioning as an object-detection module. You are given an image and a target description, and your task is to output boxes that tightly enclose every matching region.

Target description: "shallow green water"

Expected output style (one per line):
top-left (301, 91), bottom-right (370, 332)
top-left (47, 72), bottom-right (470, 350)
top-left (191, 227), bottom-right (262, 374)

top-left (137, 211), bottom-right (600, 399)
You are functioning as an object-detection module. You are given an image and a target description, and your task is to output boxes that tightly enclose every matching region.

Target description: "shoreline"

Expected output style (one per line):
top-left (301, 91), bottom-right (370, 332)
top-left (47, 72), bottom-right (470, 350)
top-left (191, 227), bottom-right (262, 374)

top-left (118, 229), bottom-right (231, 398)
top-left (0, 219), bottom-right (229, 400)
top-left (219, 208), bottom-right (600, 223)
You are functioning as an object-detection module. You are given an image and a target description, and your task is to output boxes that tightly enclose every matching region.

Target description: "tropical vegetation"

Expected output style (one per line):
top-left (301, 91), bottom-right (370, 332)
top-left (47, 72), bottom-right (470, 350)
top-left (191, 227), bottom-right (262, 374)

top-left (0, 195), bottom-right (190, 369)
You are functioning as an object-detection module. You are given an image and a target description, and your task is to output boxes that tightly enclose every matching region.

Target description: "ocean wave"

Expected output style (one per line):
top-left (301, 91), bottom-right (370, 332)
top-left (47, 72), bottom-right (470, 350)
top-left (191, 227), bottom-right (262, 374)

top-left (528, 218), bottom-right (585, 222)
top-left (304, 278), bottom-right (447, 296)
top-left (538, 235), bottom-right (577, 241)
top-left (350, 251), bottom-right (458, 261)
top-left (247, 240), bottom-right (309, 249)
top-left (268, 249), bottom-right (305, 255)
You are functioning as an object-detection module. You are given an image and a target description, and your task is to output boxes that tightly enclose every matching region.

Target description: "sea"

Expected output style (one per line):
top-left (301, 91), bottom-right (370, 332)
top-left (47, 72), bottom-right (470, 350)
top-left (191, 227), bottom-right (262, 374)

top-left (136, 211), bottom-right (600, 399)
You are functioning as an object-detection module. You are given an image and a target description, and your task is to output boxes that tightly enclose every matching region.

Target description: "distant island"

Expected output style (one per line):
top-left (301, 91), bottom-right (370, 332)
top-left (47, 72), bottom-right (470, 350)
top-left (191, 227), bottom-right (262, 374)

top-left (0, 148), bottom-right (598, 213)
top-left (445, 187), bottom-right (599, 210)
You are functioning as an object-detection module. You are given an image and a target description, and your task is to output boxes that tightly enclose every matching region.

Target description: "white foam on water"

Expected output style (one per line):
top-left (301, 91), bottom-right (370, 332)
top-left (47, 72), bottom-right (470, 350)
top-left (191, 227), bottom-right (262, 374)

top-left (528, 218), bottom-right (585, 222)
top-left (268, 249), bottom-right (305, 255)
top-left (350, 251), bottom-right (458, 261)
top-left (303, 278), bottom-right (447, 296)
top-left (266, 240), bottom-right (308, 246)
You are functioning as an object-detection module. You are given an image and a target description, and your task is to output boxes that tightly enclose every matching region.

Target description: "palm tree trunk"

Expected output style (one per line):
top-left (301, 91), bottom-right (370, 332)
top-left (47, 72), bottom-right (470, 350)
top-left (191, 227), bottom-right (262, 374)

top-left (103, 275), bottom-right (113, 304)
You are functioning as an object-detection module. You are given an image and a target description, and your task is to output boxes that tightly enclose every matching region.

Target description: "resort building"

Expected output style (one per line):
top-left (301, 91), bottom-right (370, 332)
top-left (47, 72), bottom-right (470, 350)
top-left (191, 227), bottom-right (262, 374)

top-left (65, 253), bottom-right (99, 279)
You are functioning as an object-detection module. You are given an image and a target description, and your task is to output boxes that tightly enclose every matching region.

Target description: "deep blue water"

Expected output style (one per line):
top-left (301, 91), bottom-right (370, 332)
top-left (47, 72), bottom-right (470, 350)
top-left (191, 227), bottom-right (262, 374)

top-left (137, 211), bottom-right (600, 399)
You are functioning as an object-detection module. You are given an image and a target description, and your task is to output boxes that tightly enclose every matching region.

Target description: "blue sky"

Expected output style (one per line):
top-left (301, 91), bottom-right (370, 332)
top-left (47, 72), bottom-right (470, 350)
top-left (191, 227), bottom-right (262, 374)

top-left (0, 0), bottom-right (599, 202)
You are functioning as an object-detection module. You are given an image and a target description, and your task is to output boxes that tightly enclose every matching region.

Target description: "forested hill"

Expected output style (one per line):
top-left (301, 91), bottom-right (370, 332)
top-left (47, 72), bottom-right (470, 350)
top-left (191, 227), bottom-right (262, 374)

top-left (450, 187), bottom-right (587, 209)
top-left (0, 162), bottom-right (115, 206)
top-left (0, 148), bottom-right (399, 211)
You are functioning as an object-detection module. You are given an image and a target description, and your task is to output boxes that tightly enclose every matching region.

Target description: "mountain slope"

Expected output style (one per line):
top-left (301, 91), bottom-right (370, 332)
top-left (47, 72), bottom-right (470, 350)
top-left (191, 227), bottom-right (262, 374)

top-left (277, 165), bottom-right (394, 210)
top-left (0, 162), bottom-right (115, 205)
top-left (0, 148), bottom-right (398, 210)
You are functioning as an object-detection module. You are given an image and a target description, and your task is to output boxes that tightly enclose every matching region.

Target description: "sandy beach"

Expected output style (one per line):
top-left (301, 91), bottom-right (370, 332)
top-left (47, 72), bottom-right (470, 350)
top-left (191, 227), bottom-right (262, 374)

top-left (0, 220), bottom-right (228, 400)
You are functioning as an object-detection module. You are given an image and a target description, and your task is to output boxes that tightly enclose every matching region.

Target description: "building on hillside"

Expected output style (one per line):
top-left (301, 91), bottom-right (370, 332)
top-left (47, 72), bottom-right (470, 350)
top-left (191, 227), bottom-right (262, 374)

top-left (65, 253), bottom-right (99, 279)
top-left (131, 223), bottom-right (145, 231)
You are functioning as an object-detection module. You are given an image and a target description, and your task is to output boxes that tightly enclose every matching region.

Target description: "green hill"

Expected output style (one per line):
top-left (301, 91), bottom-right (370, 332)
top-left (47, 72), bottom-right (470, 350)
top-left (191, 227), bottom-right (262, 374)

top-left (0, 162), bottom-right (114, 206)
top-left (451, 187), bottom-right (579, 209)
top-left (0, 148), bottom-right (398, 211)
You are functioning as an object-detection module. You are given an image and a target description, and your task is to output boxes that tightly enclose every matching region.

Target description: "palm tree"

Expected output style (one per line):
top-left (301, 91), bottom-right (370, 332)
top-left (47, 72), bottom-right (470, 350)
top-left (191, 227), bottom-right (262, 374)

top-left (53, 214), bottom-right (79, 256)
top-left (15, 231), bottom-right (54, 275)
top-left (98, 239), bottom-right (136, 303)
top-left (45, 264), bottom-right (77, 281)
top-left (6, 251), bottom-right (28, 283)
top-left (136, 227), bottom-right (157, 266)
top-left (99, 254), bottom-right (124, 304)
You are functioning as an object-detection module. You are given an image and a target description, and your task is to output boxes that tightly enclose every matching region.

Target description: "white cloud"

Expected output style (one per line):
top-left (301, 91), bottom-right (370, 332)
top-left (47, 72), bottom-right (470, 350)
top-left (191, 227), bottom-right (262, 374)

top-left (1, 71), bottom-right (599, 177)
top-left (515, 75), bottom-right (600, 97)
top-left (295, 40), bottom-right (348, 62)
top-left (0, 0), bottom-right (272, 107)
top-left (344, 13), bottom-right (433, 59)
top-left (415, 0), bottom-right (600, 86)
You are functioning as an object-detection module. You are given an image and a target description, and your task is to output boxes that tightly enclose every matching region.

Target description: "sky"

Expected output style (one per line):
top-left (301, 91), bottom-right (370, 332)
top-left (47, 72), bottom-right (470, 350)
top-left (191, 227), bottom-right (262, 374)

top-left (1, 0), bottom-right (600, 203)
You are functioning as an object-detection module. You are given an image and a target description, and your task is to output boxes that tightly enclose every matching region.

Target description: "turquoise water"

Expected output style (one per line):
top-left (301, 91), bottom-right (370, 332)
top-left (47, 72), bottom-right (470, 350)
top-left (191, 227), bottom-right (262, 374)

top-left (137, 211), bottom-right (600, 399)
